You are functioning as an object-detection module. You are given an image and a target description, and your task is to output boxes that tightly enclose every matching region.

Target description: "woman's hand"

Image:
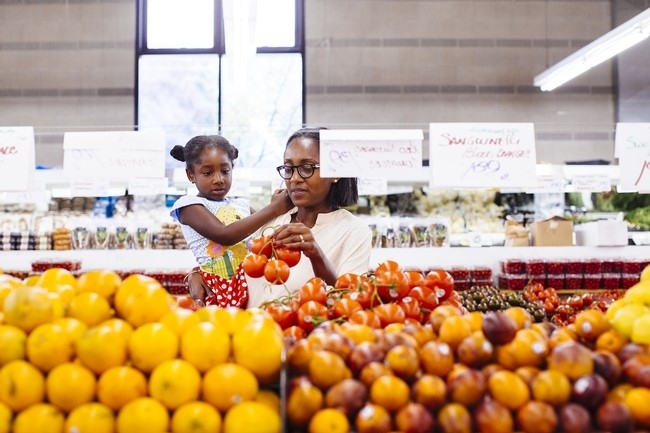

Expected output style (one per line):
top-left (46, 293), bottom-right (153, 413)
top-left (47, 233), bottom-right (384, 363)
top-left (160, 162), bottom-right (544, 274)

top-left (186, 269), bottom-right (211, 305)
top-left (271, 223), bottom-right (318, 258)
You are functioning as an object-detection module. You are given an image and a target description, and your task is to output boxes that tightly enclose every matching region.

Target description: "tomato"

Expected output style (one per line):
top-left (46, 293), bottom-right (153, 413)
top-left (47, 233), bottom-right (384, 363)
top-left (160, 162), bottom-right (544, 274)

top-left (343, 280), bottom-right (379, 309)
top-left (397, 296), bottom-right (422, 321)
top-left (250, 234), bottom-right (273, 258)
top-left (296, 300), bottom-right (329, 333)
top-left (405, 270), bottom-right (425, 289)
top-left (374, 259), bottom-right (401, 275)
top-left (348, 309), bottom-right (382, 328)
top-left (264, 259), bottom-right (290, 284)
top-left (298, 277), bottom-right (328, 306)
top-left (176, 296), bottom-right (198, 310)
top-left (334, 273), bottom-right (363, 290)
top-left (374, 270), bottom-right (410, 302)
top-left (265, 302), bottom-right (297, 329)
top-left (275, 247), bottom-right (302, 267)
top-left (330, 298), bottom-right (363, 320)
top-left (242, 253), bottom-right (269, 278)
top-left (408, 285), bottom-right (439, 311)
top-left (283, 325), bottom-right (306, 341)
top-left (424, 269), bottom-right (455, 301)
top-left (440, 291), bottom-right (466, 313)
top-left (373, 303), bottom-right (406, 327)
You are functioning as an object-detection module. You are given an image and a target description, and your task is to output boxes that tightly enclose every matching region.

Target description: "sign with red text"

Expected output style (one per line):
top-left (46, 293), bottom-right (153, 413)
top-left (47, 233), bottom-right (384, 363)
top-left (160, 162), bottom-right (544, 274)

top-left (429, 123), bottom-right (537, 188)
top-left (63, 130), bottom-right (166, 181)
top-left (0, 127), bottom-right (35, 191)
top-left (319, 129), bottom-right (423, 179)
top-left (616, 123), bottom-right (650, 191)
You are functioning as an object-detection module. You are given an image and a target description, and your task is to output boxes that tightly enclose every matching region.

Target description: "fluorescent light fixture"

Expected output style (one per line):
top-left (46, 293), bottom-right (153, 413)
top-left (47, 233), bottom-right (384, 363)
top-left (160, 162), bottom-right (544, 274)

top-left (534, 7), bottom-right (650, 91)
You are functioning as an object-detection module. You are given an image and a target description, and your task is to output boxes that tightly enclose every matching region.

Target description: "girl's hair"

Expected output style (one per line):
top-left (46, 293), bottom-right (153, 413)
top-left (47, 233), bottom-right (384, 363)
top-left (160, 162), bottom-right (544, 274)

top-left (170, 135), bottom-right (239, 171)
top-left (286, 127), bottom-right (359, 208)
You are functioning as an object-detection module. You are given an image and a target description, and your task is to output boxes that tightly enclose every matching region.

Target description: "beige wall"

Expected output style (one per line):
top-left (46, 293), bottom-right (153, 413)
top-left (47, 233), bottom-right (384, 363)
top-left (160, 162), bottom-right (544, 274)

top-left (0, 0), bottom-right (627, 167)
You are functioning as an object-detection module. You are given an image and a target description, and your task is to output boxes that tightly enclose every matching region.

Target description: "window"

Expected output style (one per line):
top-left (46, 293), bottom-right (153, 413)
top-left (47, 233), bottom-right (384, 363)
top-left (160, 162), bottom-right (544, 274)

top-left (136, 0), bottom-right (304, 169)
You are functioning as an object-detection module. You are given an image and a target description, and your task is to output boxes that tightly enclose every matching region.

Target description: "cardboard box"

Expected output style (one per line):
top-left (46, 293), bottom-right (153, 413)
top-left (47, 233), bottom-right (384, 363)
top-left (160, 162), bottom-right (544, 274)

top-left (530, 216), bottom-right (574, 246)
top-left (504, 218), bottom-right (529, 247)
top-left (574, 220), bottom-right (628, 246)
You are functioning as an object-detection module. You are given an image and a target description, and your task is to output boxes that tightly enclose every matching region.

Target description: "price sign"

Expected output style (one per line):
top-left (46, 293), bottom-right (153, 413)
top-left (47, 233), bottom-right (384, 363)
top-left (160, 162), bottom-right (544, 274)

top-left (429, 123), bottom-right (537, 188)
top-left (358, 178), bottom-right (388, 196)
top-left (128, 177), bottom-right (169, 196)
top-left (320, 129), bottom-right (423, 178)
top-left (63, 130), bottom-right (166, 181)
top-left (525, 175), bottom-right (566, 193)
top-left (616, 123), bottom-right (650, 191)
top-left (70, 179), bottom-right (110, 197)
top-left (0, 127), bottom-right (35, 192)
top-left (570, 175), bottom-right (611, 192)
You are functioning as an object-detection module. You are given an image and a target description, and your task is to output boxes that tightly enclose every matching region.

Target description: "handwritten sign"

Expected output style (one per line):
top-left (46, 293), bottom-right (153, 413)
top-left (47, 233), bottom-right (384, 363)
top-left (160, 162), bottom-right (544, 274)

top-left (0, 127), bottom-right (35, 192)
top-left (128, 177), bottom-right (169, 196)
top-left (63, 130), bottom-right (166, 181)
top-left (429, 123), bottom-right (537, 188)
top-left (525, 175), bottom-right (566, 194)
top-left (570, 175), bottom-right (611, 192)
top-left (319, 129), bottom-right (423, 178)
top-left (616, 123), bottom-right (650, 191)
top-left (358, 178), bottom-right (388, 196)
top-left (70, 179), bottom-right (110, 197)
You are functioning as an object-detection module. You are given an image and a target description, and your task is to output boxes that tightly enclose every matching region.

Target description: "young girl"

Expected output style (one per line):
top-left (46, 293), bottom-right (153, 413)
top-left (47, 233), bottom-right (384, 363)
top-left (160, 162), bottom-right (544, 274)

top-left (170, 135), bottom-right (293, 308)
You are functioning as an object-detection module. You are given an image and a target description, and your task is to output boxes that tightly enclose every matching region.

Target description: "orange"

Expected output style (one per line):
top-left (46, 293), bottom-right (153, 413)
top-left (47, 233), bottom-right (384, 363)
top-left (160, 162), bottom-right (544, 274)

top-left (547, 341), bottom-right (594, 381)
top-left (204, 305), bottom-right (257, 333)
top-left (412, 374), bottom-right (447, 410)
top-left (67, 291), bottom-right (114, 326)
top-left (337, 322), bottom-right (376, 345)
top-left (548, 327), bottom-right (577, 349)
top-left (286, 378), bottom-right (324, 427)
top-left (487, 369), bottom-right (530, 410)
top-left (26, 322), bottom-right (74, 372)
top-left (256, 389), bottom-right (282, 413)
top-left (608, 383), bottom-right (634, 403)
top-left (47, 283), bottom-right (76, 307)
top-left (308, 408), bottom-right (350, 433)
top-left (76, 269), bottom-right (122, 299)
top-left (99, 317), bottom-right (134, 342)
top-left (171, 401), bottom-right (222, 433)
top-left (0, 359), bottom-right (45, 411)
top-left (45, 362), bottom-right (96, 413)
top-left (116, 397), bottom-right (170, 433)
top-left (127, 322), bottom-right (179, 373)
top-left (149, 359), bottom-right (201, 410)
top-left (12, 403), bottom-right (64, 433)
top-left (419, 340), bottom-right (454, 378)
top-left (438, 315), bottom-right (472, 350)
top-left (180, 321), bottom-right (230, 373)
top-left (463, 311), bottom-right (484, 332)
top-left (369, 375), bottom-right (410, 413)
top-left (160, 307), bottom-right (200, 336)
top-left (507, 328), bottom-right (549, 368)
top-left (596, 329), bottom-right (628, 353)
top-left (64, 402), bottom-right (115, 433)
top-left (308, 350), bottom-right (352, 390)
top-left (51, 317), bottom-right (88, 342)
top-left (573, 308), bottom-right (611, 341)
top-left (35, 268), bottom-right (77, 291)
top-left (2, 286), bottom-right (56, 332)
top-left (355, 403), bottom-right (392, 433)
top-left (503, 306), bottom-right (533, 330)
top-left (437, 403), bottom-right (472, 433)
top-left (114, 274), bottom-right (173, 326)
top-left (530, 369), bottom-right (571, 406)
top-left (623, 386), bottom-right (650, 427)
top-left (384, 344), bottom-right (419, 380)
top-left (113, 274), bottom-right (159, 312)
top-left (222, 401), bottom-right (282, 433)
top-left (428, 305), bottom-right (463, 333)
top-left (97, 366), bottom-right (148, 411)
top-left (202, 362), bottom-right (259, 413)
top-left (0, 401), bottom-right (10, 433)
top-left (0, 324), bottom-right (27, 365)
top-left (232, 315), bottom-right (284, 385)
top-left (75, 324), bottom-right (128, 374)
top-left (22, 275), bottom-right (40, 287)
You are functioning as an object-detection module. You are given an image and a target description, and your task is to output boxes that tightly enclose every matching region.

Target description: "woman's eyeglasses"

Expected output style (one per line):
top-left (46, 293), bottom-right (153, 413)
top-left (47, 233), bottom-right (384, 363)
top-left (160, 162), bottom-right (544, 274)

top-left (276, 163), bottom-right (320, 179)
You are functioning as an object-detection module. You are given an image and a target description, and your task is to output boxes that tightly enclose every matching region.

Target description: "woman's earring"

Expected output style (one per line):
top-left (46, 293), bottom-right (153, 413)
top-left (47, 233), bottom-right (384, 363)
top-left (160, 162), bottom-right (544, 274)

top-left (333, 179), bottom-right (339, 183)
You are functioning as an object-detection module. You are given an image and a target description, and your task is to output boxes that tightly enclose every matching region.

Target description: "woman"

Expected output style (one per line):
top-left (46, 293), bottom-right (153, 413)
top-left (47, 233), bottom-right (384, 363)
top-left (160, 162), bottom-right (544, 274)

top-left (246, 127), bottom-right (373, 307)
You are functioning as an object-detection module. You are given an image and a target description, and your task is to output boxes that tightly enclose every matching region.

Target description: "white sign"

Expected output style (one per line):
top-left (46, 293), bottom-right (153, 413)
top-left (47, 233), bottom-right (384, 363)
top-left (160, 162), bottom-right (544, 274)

top-left (616, 123), bottom-right (650, 190)
top-left (63, 130), bottom-right (166, 181)
top-left (570, 175), bottom-right (611, 192)
top-left (128, 177), bottom-right (169, 196)
top-left (319, 129), bottom-right (423, 178)
top-left (429, 123), bottom-right (537, 188)
top-left (525, 175), bottom-right (566, 194)
top-left (358, 178), bottom-right (388, 196)
top-left (0, 127), bottom-right (35, 192)
top-left (70, 179), bottom-right (110, 197)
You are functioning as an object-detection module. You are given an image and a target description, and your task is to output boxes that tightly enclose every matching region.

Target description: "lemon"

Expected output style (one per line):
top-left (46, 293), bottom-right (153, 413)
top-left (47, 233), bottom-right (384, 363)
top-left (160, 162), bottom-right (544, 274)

top-left (624, 281), bottom-right (650, 305)
top-left (631, 313), bottom-right (650, 344)
top-left (611, 303), bottom-right (650, 338)
top-left (640, 264), bottom-right (650, 283)
top-left (606, 298), bottom-right (628, 322)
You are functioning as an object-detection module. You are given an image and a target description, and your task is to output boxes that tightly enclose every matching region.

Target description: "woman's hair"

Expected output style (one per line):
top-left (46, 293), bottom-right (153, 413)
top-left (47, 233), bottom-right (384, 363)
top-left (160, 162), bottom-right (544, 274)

top-left (286, 127), bottom-right (359, 208)
top-left (170, 135), bottom-right (239, 172)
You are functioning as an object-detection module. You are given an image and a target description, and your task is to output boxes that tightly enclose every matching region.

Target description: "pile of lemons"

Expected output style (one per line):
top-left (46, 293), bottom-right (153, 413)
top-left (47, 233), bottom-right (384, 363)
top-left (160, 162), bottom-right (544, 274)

top-left (0, 268), bottom-right (284, 433)
top-left (606, 265), bottom-right (650, 344)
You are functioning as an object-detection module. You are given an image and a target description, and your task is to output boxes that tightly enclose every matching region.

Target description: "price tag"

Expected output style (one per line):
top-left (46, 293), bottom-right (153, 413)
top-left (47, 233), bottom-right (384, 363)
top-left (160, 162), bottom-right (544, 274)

top-left (63, 130), bottom-right (166, 181)
top-left (616, 123), bottom-right (650, 191)
top-left (70, 179), bottom-right (110, 197)
top-left (0, 127), bottom-right (35, 192)
top-left (525, 175), bottom-right (566, 193)
top-left (319, 129), bottom-right (423, 178)
top-left (128, 177), bottom-right (169, 196)
top-left (429, 123), bottom-right (537, 188)
top-left (358, 178), bottom-right (388, 196)
top-left (570, 175), bottom-right (611, 192)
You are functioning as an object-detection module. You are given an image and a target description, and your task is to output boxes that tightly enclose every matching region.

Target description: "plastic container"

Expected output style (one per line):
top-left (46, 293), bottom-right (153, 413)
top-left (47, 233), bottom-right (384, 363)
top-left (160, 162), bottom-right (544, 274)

top-left (602, 273), bottom-right (621, 290)
top-left (546, 275), bottom-right (565, 290)
top-left (622, 259), bottom-right (643, 275)
top-left (545, 260), bottom-right (565, 275)
top-left (601, 259), bottom-right (619, 273)
top-left (565, 274), bottom-right (583, 290)
top-left (565, 260), bottom-right (584, 274)
top-left (526, 260), bottom-right (545, 276)
top-left (472, 278), bottom-right (494, 288)
top-left (449, 267), bottom-right (470, 281)
top-left (507, 274), bottom-right (528, 291)
top-left (583, 274), bottom-right (602, 290)
top-left (471, 266), bottom-right (492, 281)
top-left (454, 279), bottom-right (470, 291)
top-left (622, 273), bottom-right (640, 289)
top-left (500, 259), bottom-right (526, 275)
top-left (583, 259), bottom-right (603, 275)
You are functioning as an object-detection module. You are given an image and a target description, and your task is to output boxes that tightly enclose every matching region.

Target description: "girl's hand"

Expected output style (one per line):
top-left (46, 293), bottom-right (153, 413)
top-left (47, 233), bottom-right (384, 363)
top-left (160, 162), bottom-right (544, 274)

top-left (270, 188), bottom-right (293, 215)
top-left (186, 269), bottom-right (211, 305)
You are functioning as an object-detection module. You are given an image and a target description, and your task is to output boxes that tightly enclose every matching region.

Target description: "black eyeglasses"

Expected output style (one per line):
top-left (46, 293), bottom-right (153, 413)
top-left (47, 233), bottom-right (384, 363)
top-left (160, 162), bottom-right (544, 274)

top-left (276, 163), bottom-right (320, 180)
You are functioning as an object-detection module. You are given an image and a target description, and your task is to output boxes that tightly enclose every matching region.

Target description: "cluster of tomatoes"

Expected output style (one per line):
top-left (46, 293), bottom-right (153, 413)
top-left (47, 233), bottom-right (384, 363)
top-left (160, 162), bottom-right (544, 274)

top-left (242, 234), bottom-right (302, 284)
top-left (260, 260), bottom-right (464, 339)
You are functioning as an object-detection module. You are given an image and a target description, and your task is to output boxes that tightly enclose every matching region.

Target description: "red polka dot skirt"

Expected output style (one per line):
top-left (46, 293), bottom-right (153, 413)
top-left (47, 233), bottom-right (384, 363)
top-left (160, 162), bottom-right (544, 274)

top-left (199, 265), bottom-right (248, 308)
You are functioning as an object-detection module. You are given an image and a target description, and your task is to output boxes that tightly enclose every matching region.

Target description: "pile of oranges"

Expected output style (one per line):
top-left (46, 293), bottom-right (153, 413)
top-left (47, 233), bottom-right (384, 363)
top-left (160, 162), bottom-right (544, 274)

top-left (0, 268), bottom-right (284, 433)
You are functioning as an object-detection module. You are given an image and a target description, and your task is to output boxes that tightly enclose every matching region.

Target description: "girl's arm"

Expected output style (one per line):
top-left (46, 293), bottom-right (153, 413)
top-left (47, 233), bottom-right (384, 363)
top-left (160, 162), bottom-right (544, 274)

top-left (179, 189), bottom-right (292, 245)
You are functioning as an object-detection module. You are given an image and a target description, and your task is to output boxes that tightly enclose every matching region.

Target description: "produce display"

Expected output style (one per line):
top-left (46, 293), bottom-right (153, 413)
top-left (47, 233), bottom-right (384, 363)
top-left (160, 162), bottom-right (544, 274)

top-left (3, 256), bottom-right (650, 433)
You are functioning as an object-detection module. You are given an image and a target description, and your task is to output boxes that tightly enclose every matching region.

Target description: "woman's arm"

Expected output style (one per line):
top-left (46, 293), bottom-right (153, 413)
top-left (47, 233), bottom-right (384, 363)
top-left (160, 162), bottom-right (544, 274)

top-left (179, 189), bottom-right (292, 245)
